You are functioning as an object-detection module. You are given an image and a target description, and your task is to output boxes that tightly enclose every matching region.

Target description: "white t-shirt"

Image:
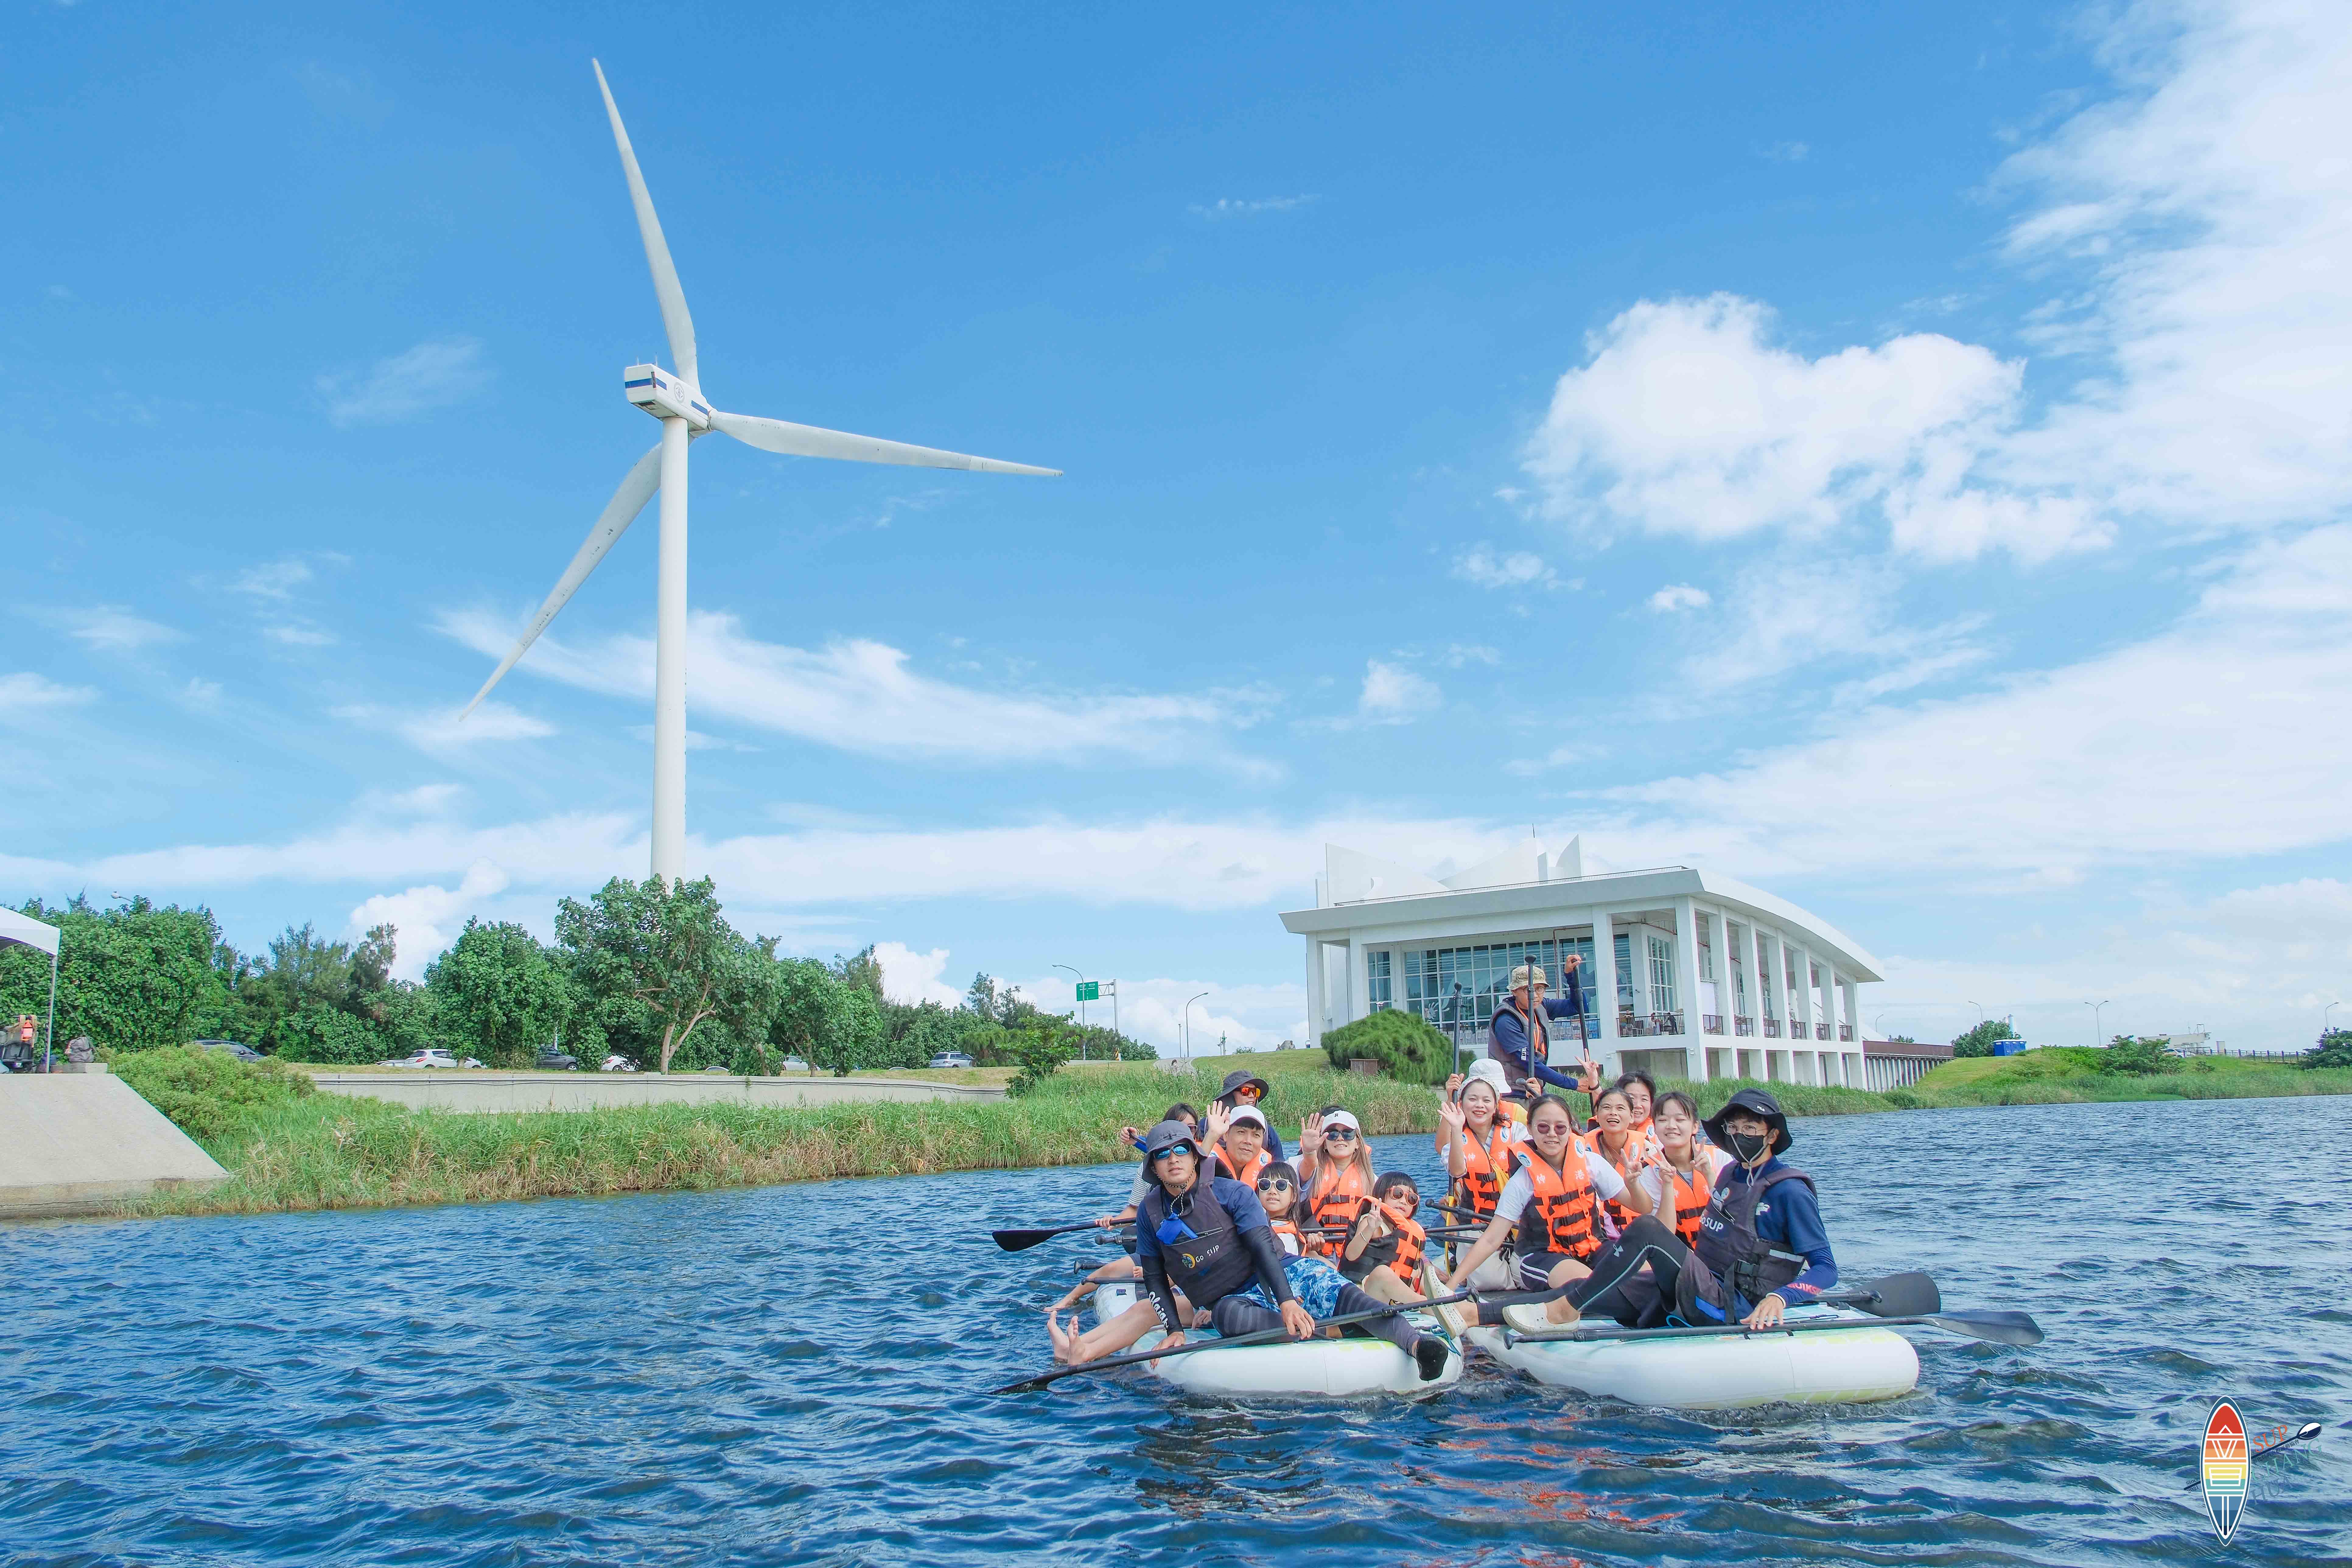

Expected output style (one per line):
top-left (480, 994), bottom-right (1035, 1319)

top-left (1491, 1149), bottom-right (1626, 1226)
top-left (1634, 1148), bottom-right (1728, 1213)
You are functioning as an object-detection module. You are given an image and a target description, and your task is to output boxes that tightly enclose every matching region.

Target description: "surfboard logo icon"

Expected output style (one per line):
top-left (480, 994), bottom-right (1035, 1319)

top-left (2202, 1399), bottom-right (2249, 1544)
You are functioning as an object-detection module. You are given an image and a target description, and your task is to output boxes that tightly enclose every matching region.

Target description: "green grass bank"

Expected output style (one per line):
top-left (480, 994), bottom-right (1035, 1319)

top-left (104, 1045), bottom-right (2351, 1218)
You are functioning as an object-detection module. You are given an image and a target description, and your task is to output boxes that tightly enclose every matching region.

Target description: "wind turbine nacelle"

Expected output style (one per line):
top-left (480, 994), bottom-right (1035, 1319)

top-left (624, 364), bottom-right (712, 430)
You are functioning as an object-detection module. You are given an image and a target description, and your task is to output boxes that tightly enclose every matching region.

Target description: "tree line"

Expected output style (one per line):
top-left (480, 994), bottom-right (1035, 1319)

top-left (2, 880), bottom-right (1156, 1074)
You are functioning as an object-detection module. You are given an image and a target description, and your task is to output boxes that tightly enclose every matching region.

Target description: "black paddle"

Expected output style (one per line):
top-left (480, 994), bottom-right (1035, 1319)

top-left (993, 1221), bottom-right (1116, 1253)
top-left (993, 1280), bottom-right (1579, 1396)
top-left (1505, 1306), bottom-right (2043, 1348)
top-left (2179, 1421), bottom-right (2323, 1489)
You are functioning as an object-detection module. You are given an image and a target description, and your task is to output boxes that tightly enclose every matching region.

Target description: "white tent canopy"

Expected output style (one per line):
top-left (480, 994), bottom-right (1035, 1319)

top-left (0, 907), bottom-right (60, 957)
top-left (0, 906), bottom-right (61, 1072)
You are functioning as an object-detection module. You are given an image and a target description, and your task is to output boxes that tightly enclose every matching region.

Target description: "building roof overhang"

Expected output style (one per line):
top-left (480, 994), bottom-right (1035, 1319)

top-left (1278, 865), bottom-right (1884, 983)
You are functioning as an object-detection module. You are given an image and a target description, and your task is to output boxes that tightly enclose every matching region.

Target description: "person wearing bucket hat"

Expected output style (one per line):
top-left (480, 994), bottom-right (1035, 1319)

top-left (1678, 1088), bottom-right (1836, 1330)
top-left (1210, 1069), bottom-right (1286, 1162)
top-left (1487, 960), bottom-right (1602, 1104)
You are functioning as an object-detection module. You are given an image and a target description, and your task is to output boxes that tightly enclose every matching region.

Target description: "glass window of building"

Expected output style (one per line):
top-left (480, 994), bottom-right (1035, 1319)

top-left (1398, 936), bottom-right (1598, 1045)
top-left (1367, 950), bottom-right (1392, 1012)
top-left (1647, 934), bottom-right (1677, 1015)
top-left (1615, 932), bottom-right (1636, 1015)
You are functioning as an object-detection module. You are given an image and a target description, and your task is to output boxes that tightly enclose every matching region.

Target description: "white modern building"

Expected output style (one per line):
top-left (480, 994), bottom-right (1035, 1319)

top-left (1280, 838), bottom-right (1886, 1088)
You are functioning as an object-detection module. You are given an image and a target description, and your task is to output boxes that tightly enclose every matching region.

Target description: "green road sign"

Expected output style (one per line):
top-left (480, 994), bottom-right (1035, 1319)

top-left (1075, 981), bottom-right (1100, 1002)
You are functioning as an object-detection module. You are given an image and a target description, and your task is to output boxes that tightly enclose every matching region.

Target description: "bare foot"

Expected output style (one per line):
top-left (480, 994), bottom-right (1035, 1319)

top-left (1047, 1309), bottom-right (1075, 1364)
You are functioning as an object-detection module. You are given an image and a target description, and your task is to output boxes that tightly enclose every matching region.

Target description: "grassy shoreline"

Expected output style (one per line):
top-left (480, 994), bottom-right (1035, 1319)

top-left (110, 1048), bottom-right (2352, 1219)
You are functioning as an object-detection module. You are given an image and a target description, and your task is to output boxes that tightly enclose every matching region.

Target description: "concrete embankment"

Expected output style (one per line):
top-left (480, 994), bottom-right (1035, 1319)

top-left (0, 1069), bottom-right (229, 1218)
top-left (304, 1071), bottom-right (1007, 1114)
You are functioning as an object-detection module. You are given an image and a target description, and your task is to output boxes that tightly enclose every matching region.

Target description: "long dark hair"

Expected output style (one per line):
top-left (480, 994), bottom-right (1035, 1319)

top-left (1612, 1069), bottom-right (1658, 1108)
top-left (1653, 1090), bottom-right (1699, 1123)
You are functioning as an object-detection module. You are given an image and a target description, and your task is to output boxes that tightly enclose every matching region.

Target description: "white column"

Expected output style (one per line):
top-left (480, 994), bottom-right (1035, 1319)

top-left (1741, 919), bottom-right (1766, 1076)
top-left (1819, 961), bottom-right (1837, 1047)
top-left (1346, 935), bottom-right (1369, 1026)
top-left (1592, 909), bottom-right (1619, 1070)
top-left (649, 414), bottom-right (691, 883)
top-left (1791, 944), bottom-right (1815, 1047)
top-left (1673, 896), bottom-right (1703, 1075)
top-left (1304, 937), bottom-right (1326, 1047)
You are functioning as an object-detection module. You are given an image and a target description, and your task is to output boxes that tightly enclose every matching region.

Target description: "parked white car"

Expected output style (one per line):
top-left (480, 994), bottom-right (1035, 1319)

top-left (401, 1049), bottom-right (461, 1069)
top-left (600, 1055), bottom-right (638, 1073)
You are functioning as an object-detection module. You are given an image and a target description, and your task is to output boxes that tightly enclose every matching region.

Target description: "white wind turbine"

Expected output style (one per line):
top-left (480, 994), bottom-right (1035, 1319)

top-left (462, 60), bottom-right (1058, 882)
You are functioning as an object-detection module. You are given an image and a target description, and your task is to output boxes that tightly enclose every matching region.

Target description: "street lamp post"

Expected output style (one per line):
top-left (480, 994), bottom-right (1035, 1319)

top-left (2085, 998), bottom-right (2112, 1048)
top-left (1184, 991), bottom-right (1209, 1064)
top-left (2325, 1001), bottom-right (2344, 1037)
top-left (1052, 962), bottom-right (1087, 1061)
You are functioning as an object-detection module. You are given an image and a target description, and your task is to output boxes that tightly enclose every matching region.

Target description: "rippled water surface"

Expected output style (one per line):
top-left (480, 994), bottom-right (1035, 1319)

top-left (4, 1096), bottom-right (2348, 1566)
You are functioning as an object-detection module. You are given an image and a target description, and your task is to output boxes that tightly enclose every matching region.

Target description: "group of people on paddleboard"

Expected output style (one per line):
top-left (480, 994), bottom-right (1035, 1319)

top-left (1043, 956), bottom-right (1836, 1372)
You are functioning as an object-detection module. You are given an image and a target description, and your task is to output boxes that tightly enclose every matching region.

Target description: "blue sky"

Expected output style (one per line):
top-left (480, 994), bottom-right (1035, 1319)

top-left (8, 0), bottom-right (2350, 1052)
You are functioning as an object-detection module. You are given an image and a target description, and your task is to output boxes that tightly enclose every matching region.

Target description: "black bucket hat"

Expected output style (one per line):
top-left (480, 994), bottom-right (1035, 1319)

top-left (1139, 1118), bottom-right (1205, 1178)
top-left (1704, 1087), bottom-right (1791, 1155)
top-left (1217, 1068), bottom-right (1271, 1106)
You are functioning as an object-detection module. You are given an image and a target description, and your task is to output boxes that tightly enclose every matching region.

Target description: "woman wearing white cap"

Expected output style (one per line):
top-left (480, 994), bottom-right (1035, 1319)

top-left (1437, 1059), bottom-right (1528, 1287)
top-left (1296, 1105), bottom-right (1378, 1258)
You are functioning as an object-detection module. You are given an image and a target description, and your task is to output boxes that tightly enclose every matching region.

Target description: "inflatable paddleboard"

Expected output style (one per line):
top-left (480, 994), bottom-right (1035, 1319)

top-left (1468, 1302), bottom-right (1919, 1409)
top-left (1089, 1262), bottom-right (1465, 1399)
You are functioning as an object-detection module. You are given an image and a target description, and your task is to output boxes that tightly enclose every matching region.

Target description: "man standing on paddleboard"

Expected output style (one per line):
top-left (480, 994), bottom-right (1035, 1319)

top-left (1488, 961), bottom-right (1602, 1113)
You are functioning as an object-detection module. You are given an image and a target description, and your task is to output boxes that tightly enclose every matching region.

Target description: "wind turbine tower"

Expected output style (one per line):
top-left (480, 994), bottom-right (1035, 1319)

top-left (463, 61), bottom-right (1059, 882)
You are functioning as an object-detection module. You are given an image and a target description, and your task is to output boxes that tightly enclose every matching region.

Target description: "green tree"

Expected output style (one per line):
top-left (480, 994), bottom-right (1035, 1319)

top-left (270, 1003), bottom-right (387, 1064)
top-left (1949, 1018), bottom-right (2021, 1058)
top-left (1, 896), bottom-right (230, 1052)
top-left (2101, 1034), bottom-right (2178, 1075)
top-left (1007, 1018), bottom-right (1072, 1096)
top-left (1321, 1008), bottom-right (1453, 1085)
top-left (427, 919), bottom-right (570, 1068)
top-left (556, 877), bottom-right (776, 1073)
top-left (350, 923), bottom-right (397, 1001)
top-left (2305, 1028), bottom-right (2352, 1070)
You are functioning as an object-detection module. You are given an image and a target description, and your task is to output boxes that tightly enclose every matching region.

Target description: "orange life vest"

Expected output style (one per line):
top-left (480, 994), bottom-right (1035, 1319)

top-left (1517, 1146), bottom-right (1603, 1261)
top-left (1308, 1159), bottom-right (1373, 1256)
top-left (1451, 1122), bottom-right (1522, 1221)
top-left (1216, 1146), bottom-right (1271, 1187)
top-left (1377, 1199), bottom-right (1428, 1283)
top-left (1657, 1150), bottom-right (1720, 1246)
top-left (1268, 1216), bottom-right (1307, 1257)
top-left (1583, 1129), bottom-right (1646, 1230)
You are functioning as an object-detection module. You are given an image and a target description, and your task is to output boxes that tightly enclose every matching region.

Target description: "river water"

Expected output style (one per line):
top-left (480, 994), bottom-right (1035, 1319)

top-left (2, 1096), bottom-right (2346, 1567)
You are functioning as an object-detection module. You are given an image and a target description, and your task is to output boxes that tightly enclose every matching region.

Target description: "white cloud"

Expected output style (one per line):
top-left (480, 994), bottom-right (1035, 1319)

top-left (1357, 660), bottom-right (1441, 722)
top-left (345, 860), bottom-right (512, 981)
top-left (872, 942), bottom-right (965, 1008)
top-left (1647, 584), bottom-right (1710, 612)
top-left (1523, 293), bottom-right (2104, 563)
top-left (1452, 545), bottom-right (1562, 590)
top-left (1666, 552), bottom-right (1986, 701)
top-left (265, 624), bottom-right (338, 647)
top-left (1759, 140), bottom-right (1810, 163)
top-left (1190, 196), bottom-right (1316, 218)
top-left (436, 608), bottom-right (1275, 774)
top-left (0, 672), bottom-right (95, 713)
top-left (181, 677), bottom-right (224, 708)
top-left (232, 559), bottom-right (314, 600)
top-left (331, 701), bottom-right (555, 752)
top-left (1442, 644), bottom-right (1501, 668)
top-left (320, 337), bottom-right (491, 427)
top-left (1992, 0), bottom-right (2352, 532)
top-left (58, 606), bottom-right (182, 652)
top-left (1603, 523), bottom-right (2352, 884)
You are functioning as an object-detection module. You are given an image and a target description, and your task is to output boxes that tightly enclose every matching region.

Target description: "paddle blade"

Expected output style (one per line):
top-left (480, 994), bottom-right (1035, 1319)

top-left (1929, 1309), bottom-right (2043, 1346)
top-left (1850, 1272), bottom-right (1942, 1319)
top-left (991, 1229), bottom-right (1061, 1253)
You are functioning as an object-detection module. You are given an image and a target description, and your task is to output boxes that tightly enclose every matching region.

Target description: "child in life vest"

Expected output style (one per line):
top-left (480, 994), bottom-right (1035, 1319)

top-left (1297, 1107), bottom-right (1378, 1257)
top-left (1581, 1086), bottom-right (1651, 1239)
top-left (1251, 1160), bottom-right (1311, 1257)
top-left (1338, 1171), bottom-right (1432, 1305)
top-left (1632, 1090), bottom-right (1728, 1247)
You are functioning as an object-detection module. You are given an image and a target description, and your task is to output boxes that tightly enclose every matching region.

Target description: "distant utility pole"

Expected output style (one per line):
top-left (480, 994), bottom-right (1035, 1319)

top-left (2085, 998), bottom-right (2111, 1047)
top-left (1052, 963), bottom-right (1087, 1060)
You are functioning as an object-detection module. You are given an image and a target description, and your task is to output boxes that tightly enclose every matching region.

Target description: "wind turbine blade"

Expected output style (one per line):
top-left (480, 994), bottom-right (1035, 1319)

top-left (711, 409), bottom-right (1061, 476)
top-left (460, 444), bottom-right (663, 719)
top-left (592, 60), bottom-right (697, 387)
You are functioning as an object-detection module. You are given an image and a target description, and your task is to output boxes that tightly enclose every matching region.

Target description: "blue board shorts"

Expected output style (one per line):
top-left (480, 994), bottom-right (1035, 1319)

top-left (1238, 1255), bottom-right (1347, 1319)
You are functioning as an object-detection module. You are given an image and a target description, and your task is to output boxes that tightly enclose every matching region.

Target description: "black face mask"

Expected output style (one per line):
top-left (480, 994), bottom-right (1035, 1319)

top-left (1726, 1129), bottom-right (1773, 1164)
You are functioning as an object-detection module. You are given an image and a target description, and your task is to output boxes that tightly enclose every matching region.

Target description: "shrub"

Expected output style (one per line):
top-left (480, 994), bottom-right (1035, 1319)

top-left (1007, 1025), bottom-right (1072, 1097)
top-left (114, 1045), bottom-right (315, 1144)
top-left (1949, 1019), bottom-right (2021, 1058)
top-left (1320, 1009), bottom-right (1453, 1086)
top-left (269, 1004), bottom-right (390, 1064)
top-left (2305, 1029), bottom-right (2352, 1070)
top-left (2101, 1035), bottom-right (2179, 1076)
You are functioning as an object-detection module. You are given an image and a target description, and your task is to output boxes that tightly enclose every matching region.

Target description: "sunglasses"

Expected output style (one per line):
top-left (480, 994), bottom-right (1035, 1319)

top-left (1255, 1178), bottom-right (1293, 1192)
top-left (1322, 1127), bottom-right (1358, 1142)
